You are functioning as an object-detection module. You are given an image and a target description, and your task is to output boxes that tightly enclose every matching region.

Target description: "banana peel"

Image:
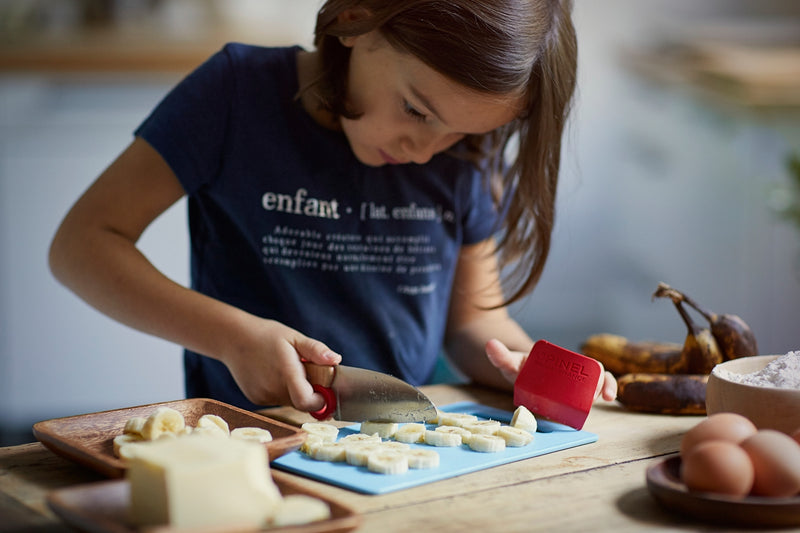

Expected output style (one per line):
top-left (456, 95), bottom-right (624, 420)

top-left (579, 282), bottom-right (758, 415)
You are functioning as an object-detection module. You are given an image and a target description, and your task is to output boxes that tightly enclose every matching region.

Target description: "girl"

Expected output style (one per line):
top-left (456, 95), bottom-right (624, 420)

top-left (49, 0), bottom-right (616, 415)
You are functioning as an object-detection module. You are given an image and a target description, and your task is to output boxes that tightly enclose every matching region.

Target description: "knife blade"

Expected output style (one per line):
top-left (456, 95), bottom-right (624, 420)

top-left (303, 362), bottom-right (437, 423)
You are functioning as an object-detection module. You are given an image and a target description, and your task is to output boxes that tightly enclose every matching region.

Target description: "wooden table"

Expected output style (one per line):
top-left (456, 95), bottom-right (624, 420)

top-left (0, 384), bottom-right (790, 532)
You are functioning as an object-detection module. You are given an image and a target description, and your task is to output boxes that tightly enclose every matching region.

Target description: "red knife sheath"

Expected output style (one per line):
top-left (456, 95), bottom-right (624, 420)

top-left (513, 340), bottom-right (603, 430)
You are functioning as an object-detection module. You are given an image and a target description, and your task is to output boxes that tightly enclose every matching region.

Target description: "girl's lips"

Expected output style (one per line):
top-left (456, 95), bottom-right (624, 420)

top-left (379, 149), bottom-right (403, 165)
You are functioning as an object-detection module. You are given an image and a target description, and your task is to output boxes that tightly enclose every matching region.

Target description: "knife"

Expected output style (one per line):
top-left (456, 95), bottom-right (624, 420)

top-left (303, 362), bottom-right (437, 423)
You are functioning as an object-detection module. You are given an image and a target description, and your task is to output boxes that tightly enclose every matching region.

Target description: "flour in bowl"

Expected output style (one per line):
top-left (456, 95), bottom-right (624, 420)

top-left (713, 351), bottom-right (800, 389)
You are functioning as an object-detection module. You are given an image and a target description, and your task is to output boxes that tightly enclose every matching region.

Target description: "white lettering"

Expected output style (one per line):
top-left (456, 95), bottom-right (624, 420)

top-left (262, 188), bottom-right (340, 219)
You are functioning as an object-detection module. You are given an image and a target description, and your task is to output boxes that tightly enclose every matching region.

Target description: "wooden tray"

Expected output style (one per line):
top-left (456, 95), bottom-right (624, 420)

top-left (646, 456), bottom-right (800, 528)
top-left (47, 476), bottom-right (361, 533)
top-left (33, 398), bottom-right (307, 478)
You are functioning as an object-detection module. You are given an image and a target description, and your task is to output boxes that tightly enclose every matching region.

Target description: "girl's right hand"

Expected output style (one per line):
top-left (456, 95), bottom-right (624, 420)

top-left (221, 317), bottom-right (342, 412)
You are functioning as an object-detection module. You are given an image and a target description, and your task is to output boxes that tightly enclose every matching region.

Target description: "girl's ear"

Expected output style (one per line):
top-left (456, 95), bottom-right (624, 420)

top-left (339, 35), bottom-right (358, 47)
top-left (336, 7), bottom-right (371, 47)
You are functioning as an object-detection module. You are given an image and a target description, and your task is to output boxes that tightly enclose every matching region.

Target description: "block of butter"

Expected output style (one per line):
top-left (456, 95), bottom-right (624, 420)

top-left (126, 435), bottom-right (282, 529)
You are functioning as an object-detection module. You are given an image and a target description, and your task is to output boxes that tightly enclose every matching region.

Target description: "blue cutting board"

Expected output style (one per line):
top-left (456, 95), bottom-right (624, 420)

top-left (271, 401), bottom-right (598, 494)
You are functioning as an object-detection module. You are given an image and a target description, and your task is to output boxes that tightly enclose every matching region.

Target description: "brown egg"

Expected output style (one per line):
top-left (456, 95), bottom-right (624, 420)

top-left (680, 440), bottom-right (754, 497)
top-left (740, 430), bottom-right (800, 497)
top-left (680, 413), bottom-right (758, 457)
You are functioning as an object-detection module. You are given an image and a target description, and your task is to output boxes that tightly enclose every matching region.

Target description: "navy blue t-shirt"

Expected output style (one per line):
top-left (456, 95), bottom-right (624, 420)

top-left (135, 44), bottom-right (500, 409)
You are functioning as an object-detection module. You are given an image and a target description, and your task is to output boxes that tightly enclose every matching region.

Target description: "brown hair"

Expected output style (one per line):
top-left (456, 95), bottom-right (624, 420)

top-left (311, 0), bottom-right (577, 306)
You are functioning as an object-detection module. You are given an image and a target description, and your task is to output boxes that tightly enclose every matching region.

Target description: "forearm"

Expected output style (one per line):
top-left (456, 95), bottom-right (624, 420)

top-left (444, 314), bottom-right (533, 391)
top-left (48, 138), bottom-right (341, 410)
top-left (49, 222), bottom-right (251, 363)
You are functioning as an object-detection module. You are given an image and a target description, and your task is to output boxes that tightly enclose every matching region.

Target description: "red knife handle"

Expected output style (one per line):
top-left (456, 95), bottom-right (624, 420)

top-left (309, 384), bottom-right (337, 420)
top-left (303, 362), bottom-right (337, 420)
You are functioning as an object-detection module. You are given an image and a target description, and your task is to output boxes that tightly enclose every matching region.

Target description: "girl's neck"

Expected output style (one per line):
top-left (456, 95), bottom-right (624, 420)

top-left (296, 49), bottom-right (341, 131)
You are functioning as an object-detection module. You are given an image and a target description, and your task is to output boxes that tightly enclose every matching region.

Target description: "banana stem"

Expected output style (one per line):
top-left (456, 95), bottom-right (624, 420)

top-left (673, 299), bottom-right (699, 333)
top-left (674, 290), bottom-right (716, 322)
top-left (654, 282), bottom-right (716, 322)
top-left (652, 283), bottom-right (683, 303)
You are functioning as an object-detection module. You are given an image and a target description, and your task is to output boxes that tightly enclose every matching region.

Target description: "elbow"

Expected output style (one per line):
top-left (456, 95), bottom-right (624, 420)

top-left (48, 228), bottom-right (67, 285)
top-left (48, 221), bottom-right (78, 287)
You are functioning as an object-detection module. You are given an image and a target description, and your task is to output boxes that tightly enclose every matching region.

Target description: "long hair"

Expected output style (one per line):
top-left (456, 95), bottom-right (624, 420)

top-left (309, 0), bottom-right (577, 306)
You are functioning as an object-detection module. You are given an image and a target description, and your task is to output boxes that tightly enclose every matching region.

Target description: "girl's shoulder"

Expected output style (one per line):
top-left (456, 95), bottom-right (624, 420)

top-left (211, 43), bottom-right (302, 81)
top-left (219, 43), bottom-right (301, 66)
top-left (188, 43), bottom-right (302, 105)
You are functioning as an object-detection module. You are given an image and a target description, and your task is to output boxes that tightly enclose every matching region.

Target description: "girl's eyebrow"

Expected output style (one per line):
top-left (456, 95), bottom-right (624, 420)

top-left (409, 85), bottom-right (449, 127)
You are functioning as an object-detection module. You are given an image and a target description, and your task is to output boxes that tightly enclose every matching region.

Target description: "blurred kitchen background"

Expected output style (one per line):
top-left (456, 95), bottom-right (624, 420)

top-left (1, 0), bottom-right (799, 445)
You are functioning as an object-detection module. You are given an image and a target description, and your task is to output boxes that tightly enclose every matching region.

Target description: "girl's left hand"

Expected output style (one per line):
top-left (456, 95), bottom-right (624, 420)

top-left (484, 338), bottom-right (618, 401)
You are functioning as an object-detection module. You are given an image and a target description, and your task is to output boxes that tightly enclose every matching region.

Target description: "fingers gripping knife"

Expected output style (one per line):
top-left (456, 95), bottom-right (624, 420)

top-left (303, 362), bottom-right (437, 423)
top-left (513, 340), bottom-right (604, 430)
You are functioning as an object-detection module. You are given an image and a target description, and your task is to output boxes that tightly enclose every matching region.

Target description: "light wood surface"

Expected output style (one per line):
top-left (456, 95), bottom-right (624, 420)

top-left (1, 384), bottom-right (793, 532)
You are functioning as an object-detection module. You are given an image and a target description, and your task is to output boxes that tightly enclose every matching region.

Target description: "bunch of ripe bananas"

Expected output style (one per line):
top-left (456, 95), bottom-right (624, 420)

top-left (580, 282), bottom-right (758, 415)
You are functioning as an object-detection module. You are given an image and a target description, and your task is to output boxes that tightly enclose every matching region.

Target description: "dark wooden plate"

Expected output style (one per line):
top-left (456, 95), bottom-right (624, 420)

top-left (646, 456), bottom-right (800, 528)
top-left (47, 476), bottom-right (361, 533)
top-left (33, 398), bottom-right (307, 478)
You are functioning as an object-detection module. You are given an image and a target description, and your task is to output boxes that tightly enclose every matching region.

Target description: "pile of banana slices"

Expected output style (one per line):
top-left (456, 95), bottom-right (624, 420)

top-left (113, 407), bottom-right (273, 459)
top-left (300, 406), bottom-right (537, 475)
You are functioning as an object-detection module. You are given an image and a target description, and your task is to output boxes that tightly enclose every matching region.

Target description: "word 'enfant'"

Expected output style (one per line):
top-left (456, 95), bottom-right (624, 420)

top-left (262, 188), bottom-right (340, 219)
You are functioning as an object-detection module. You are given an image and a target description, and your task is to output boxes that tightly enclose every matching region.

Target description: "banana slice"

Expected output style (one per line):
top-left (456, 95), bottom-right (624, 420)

top-left (196, 414), bottom-right (230, 436)
top-left (123, 417), bottom-right (147, 437)
top-left (496, 426), bottom-right (535, 447)
top-left (510, 405), bottom-right (537, 433)
top-left (112, 433), bottom-right (144, 459)
top-left (380, 441), bottom-right (410, 453)
top-left (360, 421), bottom-right (398, 439)
top-left (394, 423), bottom-right (427, 444)
top-left (141, 407), bottom-right (186, 440)
top-left (434, 425), bottom-right (472, 445)
top-left (308, 442), bottom-right (348, 462)
top-left (463, 420), bottom-right (501, 436)
top-left (468, 434), bottom-right (506, 453)
top-left (367, 450), bottom-right (408, 475)
top-left (300, 433), bottom-right (324, 454)
top-left (424, 429), bottom-right (462, 447)
top-left (301, 422), bottom-right (339, 443)
top-left (191, 426), bottom-right (228, 438)
top-left (230, 427), bottom-right (273, 443)
top-left (437, 412), bottom-right (478, 428)
top-left (345, 443), bottom-right (383, 467)
top-left (405, 449), bottom-right (440, 469)
top-left (340, 433), bottom-right (381, 445)
top-left (270, 494), bottom-right (331, 527)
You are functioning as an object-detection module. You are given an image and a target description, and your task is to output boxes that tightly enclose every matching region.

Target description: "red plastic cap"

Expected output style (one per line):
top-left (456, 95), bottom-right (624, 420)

top-left (513, 340), bottom-right (603, 430)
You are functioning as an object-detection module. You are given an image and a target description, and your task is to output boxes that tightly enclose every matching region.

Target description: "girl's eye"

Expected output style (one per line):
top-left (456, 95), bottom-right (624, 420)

top-left (403, 100), bottom-right (427, 123)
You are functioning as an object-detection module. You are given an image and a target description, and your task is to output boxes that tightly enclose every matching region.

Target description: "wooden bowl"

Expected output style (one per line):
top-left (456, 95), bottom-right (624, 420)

top-left (706, 355), bottom-right (800, 435)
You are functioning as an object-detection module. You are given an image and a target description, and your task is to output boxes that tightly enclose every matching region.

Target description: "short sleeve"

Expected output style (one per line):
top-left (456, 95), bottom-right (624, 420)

top-left (134, 46), bottom-right (235, 194)
top-left (460, 168), bottom-right (502, 245)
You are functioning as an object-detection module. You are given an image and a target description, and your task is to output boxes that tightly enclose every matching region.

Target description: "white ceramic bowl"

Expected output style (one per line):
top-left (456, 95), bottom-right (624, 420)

top-left (706, 355), bottom-right (800, 435)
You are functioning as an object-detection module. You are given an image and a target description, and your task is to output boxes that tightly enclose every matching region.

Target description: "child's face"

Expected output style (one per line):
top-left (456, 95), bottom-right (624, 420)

top-left (340, 31), bottom-right (523, 167)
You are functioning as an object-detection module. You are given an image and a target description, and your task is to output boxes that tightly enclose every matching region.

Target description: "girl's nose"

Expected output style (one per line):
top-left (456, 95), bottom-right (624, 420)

top-left (400, 133), bottom-right (437, 165)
